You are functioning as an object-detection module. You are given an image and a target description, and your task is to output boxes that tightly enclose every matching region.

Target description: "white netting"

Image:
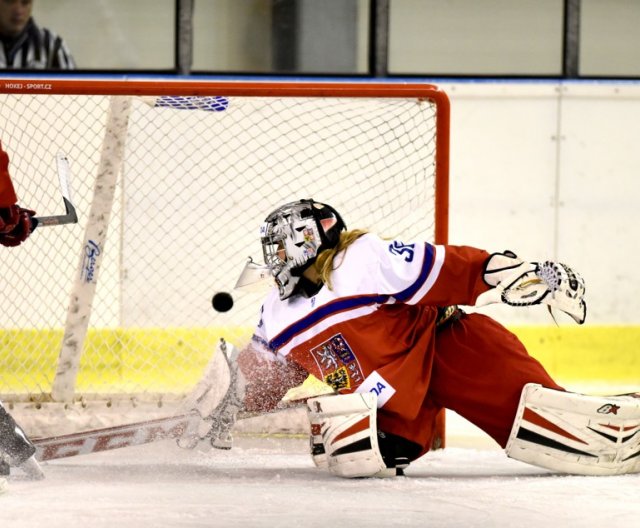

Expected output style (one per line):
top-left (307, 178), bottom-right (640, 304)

top-left (0, 84), bottom-right (446, 434)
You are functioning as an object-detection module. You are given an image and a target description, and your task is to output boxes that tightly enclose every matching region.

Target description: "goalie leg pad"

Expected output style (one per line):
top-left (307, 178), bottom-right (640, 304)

top-left (306, 393), bottom-right (392, 478)
top-left (506, 383), bottom-right (640, 475)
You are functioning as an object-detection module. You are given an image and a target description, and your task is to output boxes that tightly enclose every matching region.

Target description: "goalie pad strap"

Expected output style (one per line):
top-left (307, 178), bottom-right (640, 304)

top-left (307, 393), bottom-right (392, 478)
top-left (506, 383), bottom-right (640, 475)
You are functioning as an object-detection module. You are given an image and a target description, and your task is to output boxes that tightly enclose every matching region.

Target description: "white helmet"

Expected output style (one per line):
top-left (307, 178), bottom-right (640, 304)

top-left (261, 199), bottom-right (346, 300)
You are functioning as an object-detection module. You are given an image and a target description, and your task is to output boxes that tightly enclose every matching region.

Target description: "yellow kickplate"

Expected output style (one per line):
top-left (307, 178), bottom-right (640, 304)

top-left (1, 326), bottom-right (638, 394)
top-left (513, 325), bottom-right (640, 384)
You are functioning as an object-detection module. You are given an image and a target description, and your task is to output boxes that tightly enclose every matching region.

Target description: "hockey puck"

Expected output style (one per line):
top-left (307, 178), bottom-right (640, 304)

top-left (212, 291), bottom-right (234, 313)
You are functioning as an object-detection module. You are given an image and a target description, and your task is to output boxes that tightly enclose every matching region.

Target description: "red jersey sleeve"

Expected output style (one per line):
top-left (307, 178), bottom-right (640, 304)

top-left (417, 244), bottom-right (492, 306)
top-left (237, 341), bottom-right (308, 413)
top-left (361, 234), bottom-right (491, 307)
top-left (0, 143), bottom-right (18, 207)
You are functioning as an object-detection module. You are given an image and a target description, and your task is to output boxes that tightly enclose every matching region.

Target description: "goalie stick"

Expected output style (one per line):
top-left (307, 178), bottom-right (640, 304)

top-left (32, 405), bottom-right (304, 462)
top-left (36, 338), bottom-right (330, 462)
top-left (32, 152), bottom-right (78, 228)
top-left (33, 412), bottom-right (197, 462)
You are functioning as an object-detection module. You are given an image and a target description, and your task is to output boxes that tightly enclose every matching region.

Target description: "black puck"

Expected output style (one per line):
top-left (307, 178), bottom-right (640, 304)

top-left (212, 291), bottom-right (234, 313)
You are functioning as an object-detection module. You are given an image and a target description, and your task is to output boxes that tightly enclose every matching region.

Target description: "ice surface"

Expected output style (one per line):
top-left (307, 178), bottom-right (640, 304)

top-left (2, 412), bottom-right (639, 528)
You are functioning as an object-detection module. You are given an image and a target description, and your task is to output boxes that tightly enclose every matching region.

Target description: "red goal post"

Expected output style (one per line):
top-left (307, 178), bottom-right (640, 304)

top-left (0, 79), bottom-right (449, 443)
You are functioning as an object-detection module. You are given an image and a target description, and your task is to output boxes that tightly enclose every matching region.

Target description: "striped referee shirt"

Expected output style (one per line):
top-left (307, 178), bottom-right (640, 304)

top-left (0, 18), bottom-right (75, 69)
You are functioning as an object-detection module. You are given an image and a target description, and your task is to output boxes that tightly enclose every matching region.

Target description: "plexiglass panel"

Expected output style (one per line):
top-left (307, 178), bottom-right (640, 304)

top-left (388, 0), bottom-right (564, 76)
top-left (581, 0), bottom-right (640, 77)
top-left (36, 0), bottom-right (175, 70)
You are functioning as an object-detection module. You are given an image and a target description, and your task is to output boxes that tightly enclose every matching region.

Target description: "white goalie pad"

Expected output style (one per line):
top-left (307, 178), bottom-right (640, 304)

top-left (506, 383), bottom-right (640, 476)
top-left (306, 393), bottom-right (391, 478)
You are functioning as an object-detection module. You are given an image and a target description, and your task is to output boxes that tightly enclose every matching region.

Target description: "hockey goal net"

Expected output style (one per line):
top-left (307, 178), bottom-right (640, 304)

top-left (0, 79), bottom-right (449, 438)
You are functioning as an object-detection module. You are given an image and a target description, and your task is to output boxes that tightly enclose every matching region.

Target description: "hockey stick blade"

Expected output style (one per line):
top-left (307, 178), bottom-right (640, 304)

top-left (32, 152), bottom-right (78, 228)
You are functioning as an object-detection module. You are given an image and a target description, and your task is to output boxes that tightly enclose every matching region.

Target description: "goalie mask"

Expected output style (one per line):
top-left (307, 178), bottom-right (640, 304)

top-left (261, 199), bottom-right (346, 300)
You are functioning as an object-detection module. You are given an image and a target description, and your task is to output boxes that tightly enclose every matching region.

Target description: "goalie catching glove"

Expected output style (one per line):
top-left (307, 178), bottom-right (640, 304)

top-left (178, 338), bottom-right (246, 450)
top-left (475, 250), bottom-right (586, 324)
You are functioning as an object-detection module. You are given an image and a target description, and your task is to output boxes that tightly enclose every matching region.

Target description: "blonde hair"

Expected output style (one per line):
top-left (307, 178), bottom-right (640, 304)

top-left (314, 229), bottom-right (368, 289)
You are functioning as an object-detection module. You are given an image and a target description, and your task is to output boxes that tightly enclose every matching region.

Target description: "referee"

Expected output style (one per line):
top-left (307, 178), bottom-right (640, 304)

top-left (0, 0), bottom-right (75, 69)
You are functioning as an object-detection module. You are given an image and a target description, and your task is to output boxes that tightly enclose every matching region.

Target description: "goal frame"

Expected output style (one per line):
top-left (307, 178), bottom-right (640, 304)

top-left (0, 79), bottom-right (449, 445)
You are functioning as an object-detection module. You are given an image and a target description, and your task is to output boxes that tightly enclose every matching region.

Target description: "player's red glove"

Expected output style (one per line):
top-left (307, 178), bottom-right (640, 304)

top-left (0, 205), bottom-right (36, 247)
